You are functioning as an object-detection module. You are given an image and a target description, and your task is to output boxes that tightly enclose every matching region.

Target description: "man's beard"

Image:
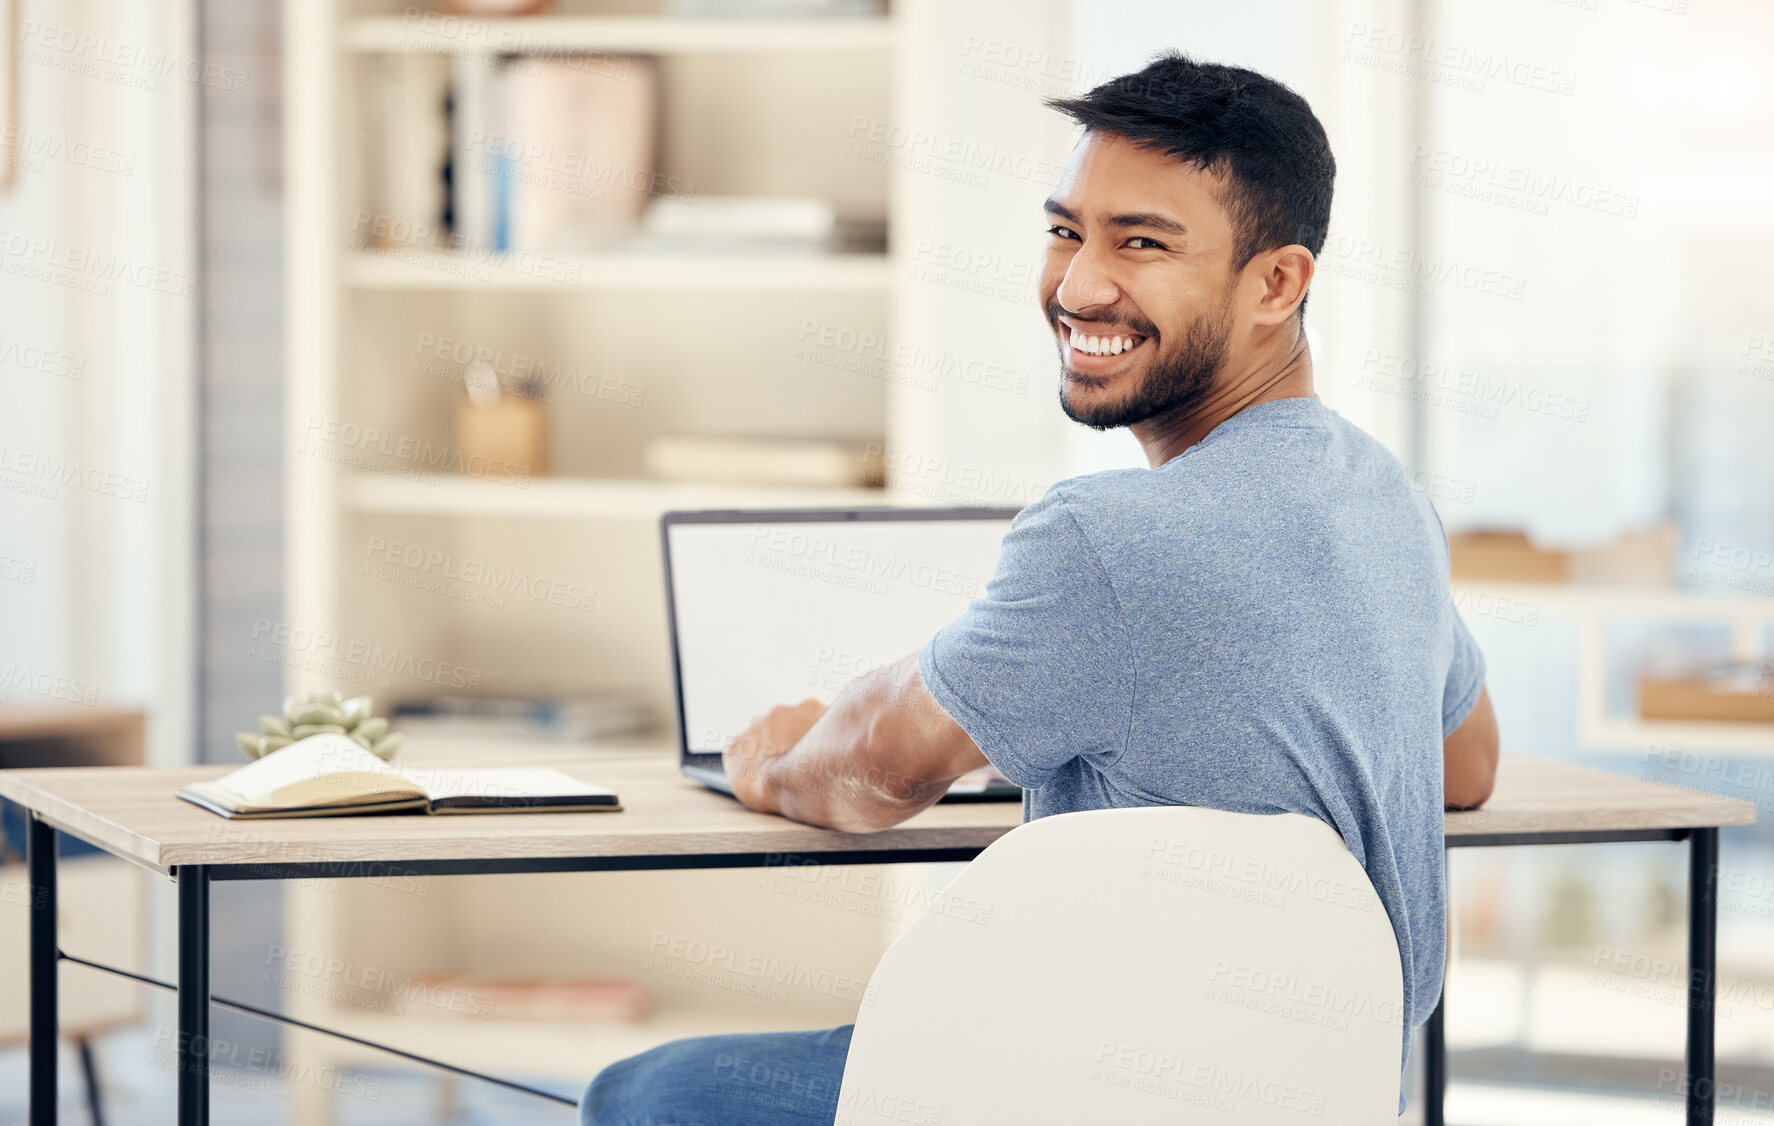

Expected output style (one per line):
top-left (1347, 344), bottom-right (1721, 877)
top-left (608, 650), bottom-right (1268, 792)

top-left (1051, 293), bottom-right (1234, 431)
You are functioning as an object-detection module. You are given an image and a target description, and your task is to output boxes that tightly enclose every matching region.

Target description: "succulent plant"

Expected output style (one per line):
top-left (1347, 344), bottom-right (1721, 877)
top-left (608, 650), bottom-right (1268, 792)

top-left (235, 690), bottom-right (405, 762)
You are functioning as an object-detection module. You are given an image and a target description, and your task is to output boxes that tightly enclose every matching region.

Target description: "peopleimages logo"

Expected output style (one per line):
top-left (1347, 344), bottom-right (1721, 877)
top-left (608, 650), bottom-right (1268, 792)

top-left (18, 20), bottom-right (249, 94)
top-left (361, 536), bottom-right (596, 613)
top-left (0, 664), bottom-right (100, 706)
top-left (298, 415), bottom-right (530, 487)
top-left (844, 116), bottom-right (1064, 190)
top-left (246, 619), bottom-right (480, 691)
top-left (1341, 23), bottom-right (1577, 97)
top-left (645, 931), bottom-right (870, 1005)
top-left (0, 229), bottom-right (198, 298)
top-left (742, 523), bottom-right (988, 599)
top-left (1407, 145), bottom-right (1639, 220)
top-left (795, 320), bottom-right (1031, 396)
top-left (1142, 838), bottom-right (1381, 913)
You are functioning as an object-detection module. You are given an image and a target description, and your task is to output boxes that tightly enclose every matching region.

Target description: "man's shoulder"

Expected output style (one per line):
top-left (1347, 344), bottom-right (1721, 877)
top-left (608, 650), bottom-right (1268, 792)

top-left (1031, 468), bottom-right (1174, 540)
top-left (1026, 413), bottom-right (1439, 563)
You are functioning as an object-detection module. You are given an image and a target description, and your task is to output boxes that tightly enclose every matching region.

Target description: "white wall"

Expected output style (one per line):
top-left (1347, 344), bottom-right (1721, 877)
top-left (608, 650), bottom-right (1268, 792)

top-left (891, 0), bottom-right (1080, 504)
top-left (1418, 0), bottom-right (1774, 548)
top-left (0, 0), bottom-right (197, 768)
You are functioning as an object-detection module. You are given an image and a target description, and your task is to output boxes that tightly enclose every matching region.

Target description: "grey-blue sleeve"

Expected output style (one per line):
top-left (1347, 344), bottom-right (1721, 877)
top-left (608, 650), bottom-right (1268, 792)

top-left (1442, 605), bottom-right (1486, 737)
top-left (918, 489), bottom-right (1136, 789)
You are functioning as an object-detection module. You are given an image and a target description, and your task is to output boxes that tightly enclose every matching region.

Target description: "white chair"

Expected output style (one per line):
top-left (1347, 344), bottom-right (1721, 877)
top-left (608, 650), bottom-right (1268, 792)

top-left (837, 806), bottom-right (1406, 1124)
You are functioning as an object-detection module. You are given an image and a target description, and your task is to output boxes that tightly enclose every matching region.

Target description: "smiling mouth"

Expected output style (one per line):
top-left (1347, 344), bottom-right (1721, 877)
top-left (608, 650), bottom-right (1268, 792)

top-left (1066, 327), bottom-right (1147, 356)
top-left (1057, 316), bottom-right (1152, 362)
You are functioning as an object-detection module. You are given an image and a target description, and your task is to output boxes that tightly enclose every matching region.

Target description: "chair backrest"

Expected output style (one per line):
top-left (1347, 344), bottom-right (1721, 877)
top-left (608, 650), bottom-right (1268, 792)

top-left (837, 806), bottom-right (1404, 1125)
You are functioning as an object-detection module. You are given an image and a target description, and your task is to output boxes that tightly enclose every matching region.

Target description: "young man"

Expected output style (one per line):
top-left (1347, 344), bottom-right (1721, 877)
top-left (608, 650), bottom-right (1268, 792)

top-left (582, 52), bottom-right (1498, 1125)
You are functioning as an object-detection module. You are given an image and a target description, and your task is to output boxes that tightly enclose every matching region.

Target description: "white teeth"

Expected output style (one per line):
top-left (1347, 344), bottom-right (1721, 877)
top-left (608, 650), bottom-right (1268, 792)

top-left (1068, 329), bottom-right (1141, 356)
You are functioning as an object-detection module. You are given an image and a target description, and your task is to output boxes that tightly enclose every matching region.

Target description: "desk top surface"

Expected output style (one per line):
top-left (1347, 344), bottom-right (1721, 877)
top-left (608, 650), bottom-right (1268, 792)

top-left (0, 750), bottom-right (1755, 875)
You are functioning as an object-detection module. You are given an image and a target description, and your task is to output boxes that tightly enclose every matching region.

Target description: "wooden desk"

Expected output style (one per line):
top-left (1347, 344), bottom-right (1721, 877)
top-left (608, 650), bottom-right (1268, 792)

top-left (0, 705), bottom-right (147, 1126)
top-left (0, 752), bottom-right (1754, 1126)
top-left (1444, 752), bottom-right (1754, 844)
top-left (0, 752), bottom-right (1016, 878)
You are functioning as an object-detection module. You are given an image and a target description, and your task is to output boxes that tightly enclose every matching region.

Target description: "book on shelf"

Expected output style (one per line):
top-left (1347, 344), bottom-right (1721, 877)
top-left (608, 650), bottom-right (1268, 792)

top-left (637, 196), bottom-right (837, 253)
top-left (449, 54), bottom-right (660, 253)
top-left (443, 56), bottom-right (874, 261)
top-left (178, 734), bottom-right (621, 819)
top-left (364, 54), bottom-right (453, 249)
top-left (644, 435), bottom-right (886, 488)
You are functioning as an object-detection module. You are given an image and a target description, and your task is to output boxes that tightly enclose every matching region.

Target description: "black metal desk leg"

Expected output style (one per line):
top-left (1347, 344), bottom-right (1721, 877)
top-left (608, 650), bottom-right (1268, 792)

top-left (1688, 828), bottom-right (1719, 1126)
top-left (28, 815), bottom-right (58, 1126)
top-left (1424, 986), bottom-right (1446, 1126)
top-left (177, 866), bottom-right (211, 1126)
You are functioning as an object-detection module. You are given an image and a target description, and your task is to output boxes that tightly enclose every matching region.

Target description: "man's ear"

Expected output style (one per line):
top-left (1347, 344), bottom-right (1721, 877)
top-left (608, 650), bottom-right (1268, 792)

top-left (1249, 245), bottom-right (1315, 327)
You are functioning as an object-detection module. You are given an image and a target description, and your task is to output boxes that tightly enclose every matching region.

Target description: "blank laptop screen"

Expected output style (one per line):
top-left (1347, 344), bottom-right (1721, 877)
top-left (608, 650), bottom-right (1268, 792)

top-left (666, 514), bottom-right (1016, 754)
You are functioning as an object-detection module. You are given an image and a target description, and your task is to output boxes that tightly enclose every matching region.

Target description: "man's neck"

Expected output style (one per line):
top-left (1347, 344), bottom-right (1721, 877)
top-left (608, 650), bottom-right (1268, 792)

top-left (1132, 332), bottom-right (1315, 468)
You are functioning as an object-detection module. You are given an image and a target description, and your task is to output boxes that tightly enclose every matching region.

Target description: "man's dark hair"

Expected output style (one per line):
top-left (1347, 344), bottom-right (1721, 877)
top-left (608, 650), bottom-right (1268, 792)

top-left (1048, 52), bottom-right (1336, 280)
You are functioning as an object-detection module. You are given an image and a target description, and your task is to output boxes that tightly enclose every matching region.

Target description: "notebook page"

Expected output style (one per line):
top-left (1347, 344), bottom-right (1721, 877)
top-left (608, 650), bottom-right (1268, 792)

top-left (214, 734), bottom-right (393, 804)
top-left (389, 765), bottom-right (614, 804)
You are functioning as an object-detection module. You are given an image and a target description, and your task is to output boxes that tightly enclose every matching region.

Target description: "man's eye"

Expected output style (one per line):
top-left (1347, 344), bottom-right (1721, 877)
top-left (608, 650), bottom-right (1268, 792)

top-left (1126, 237), bottom-right (1167, 250)
top-left (1046, 225), bottom-right (1081, 241)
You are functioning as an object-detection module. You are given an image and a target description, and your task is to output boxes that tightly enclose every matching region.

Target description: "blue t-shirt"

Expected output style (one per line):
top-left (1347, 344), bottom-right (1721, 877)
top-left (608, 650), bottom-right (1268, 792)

top-left (919, 395), bottom-right (1485, 1055)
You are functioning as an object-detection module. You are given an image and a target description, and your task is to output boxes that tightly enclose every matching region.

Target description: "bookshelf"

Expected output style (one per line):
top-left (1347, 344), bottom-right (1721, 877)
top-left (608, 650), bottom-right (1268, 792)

top-left (291, 0), bottom-right (919, 702)
top-left (283, 1), bottom-right (1078, 1120)
top-left (346, 471), bottom-right (900, 518)
top-left (345, 246), bottom-right (895, 290)
top-left (1446, 579), bottom-right (1774, 755)
top-left (342, 14), bottom-right (901, 53)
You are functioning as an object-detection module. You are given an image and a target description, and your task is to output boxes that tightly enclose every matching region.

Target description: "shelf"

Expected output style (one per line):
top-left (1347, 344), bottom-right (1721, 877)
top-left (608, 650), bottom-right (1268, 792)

top-left (1455, 580), bottom-right (1774, 756)
top-left (343, 15), bottom-right (898, 55)
top-left (1586, 718), bottom-right (1774, 755)
top-left (1451, 579), bottom-right (1774, 620)
top-left (346, 472), bottom-right (903, 519)
top-left (1445, 955), bottom-right (1774, 1060)
top-left (285, 1000), bottom-right (855, 1083)
top-left (401, 732), bottom-right (675, 763)
top-left (345, 248), bottom-right (893, 292)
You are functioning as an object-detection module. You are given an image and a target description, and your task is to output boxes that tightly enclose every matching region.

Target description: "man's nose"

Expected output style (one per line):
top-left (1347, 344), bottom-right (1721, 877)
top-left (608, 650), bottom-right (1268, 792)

top-left (1056, 252), bottom-right (1121, 313)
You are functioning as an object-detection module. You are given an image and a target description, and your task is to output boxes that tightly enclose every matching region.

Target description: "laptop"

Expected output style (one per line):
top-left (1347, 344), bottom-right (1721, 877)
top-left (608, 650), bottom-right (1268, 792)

top-left (661, 507), bottom-right (1024, 803)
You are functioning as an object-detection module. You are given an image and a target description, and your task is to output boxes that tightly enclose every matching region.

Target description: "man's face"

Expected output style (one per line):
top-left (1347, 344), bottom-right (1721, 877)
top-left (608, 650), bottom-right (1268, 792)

top-left (1040, 132), bottom-right (1243, 430)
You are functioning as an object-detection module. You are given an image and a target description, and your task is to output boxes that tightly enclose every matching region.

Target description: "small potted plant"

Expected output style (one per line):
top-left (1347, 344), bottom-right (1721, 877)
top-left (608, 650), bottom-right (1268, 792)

top-left (235, 690), bottom-right (404, 762)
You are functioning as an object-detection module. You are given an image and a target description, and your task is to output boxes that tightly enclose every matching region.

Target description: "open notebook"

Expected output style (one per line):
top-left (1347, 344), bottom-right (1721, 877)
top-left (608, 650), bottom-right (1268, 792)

top-left (178, 734), bottom-right (621, 819)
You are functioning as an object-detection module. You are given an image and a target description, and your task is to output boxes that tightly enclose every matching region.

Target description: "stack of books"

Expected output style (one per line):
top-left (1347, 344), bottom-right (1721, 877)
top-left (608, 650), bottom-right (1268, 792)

top-left (455, 55), bottom-right (660, 252)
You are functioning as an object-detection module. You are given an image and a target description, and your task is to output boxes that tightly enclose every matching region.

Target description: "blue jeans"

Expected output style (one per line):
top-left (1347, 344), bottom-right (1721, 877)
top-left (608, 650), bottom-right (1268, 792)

top-left (581, 1025), bottom-right (855, 1126)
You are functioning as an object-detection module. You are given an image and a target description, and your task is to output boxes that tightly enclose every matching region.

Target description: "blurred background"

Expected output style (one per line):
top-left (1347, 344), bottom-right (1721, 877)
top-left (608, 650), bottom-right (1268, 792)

top-left (1, 0), bottom-right (1771, 1122)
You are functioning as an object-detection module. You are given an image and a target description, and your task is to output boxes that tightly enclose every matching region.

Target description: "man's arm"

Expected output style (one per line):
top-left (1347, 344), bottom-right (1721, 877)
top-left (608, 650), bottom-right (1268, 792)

top-left (724, 653), bottom-right (987, 833)
top-left (1444, 685), bottom-right (1499, 810)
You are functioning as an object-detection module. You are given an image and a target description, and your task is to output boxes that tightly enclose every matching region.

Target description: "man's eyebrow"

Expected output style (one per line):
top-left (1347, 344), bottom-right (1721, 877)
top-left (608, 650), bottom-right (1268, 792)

top-left (1043, 198), bottom-right (1080, 223)
top-left (1040, 200), bottom-right (1189, 240)
top-left (1104, 211), bottom-right (1189, 238)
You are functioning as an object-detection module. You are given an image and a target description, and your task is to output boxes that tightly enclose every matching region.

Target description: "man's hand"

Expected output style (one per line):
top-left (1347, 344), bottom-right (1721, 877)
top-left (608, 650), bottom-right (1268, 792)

top-left (1444, 686), bottom-right (1499, 810)
top-left (725, 698), bottom-right (827, 814)
top-left (716, 656), bottom-right (987, 832)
